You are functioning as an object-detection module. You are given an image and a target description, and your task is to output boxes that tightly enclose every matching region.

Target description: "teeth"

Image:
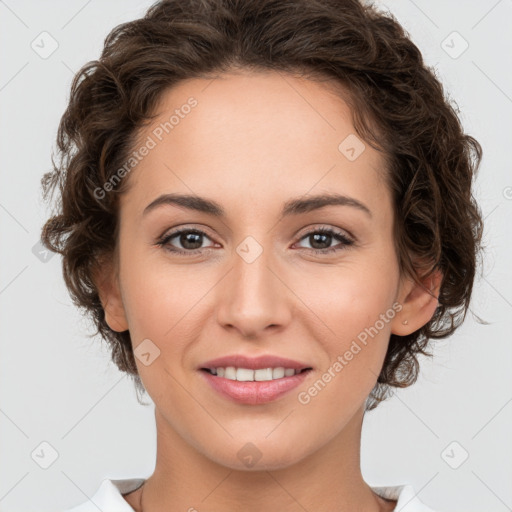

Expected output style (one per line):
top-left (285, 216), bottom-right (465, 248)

top-left (225, 366), bottom-right (236, 380)
top-left (272, 367), bottom-right (285, 379)
top-left (237, 368), bottom-right (255, 381)
top-left (255, 368), bottom-right (273, 381)
top-left (209, 366), bottom-right (306, 382)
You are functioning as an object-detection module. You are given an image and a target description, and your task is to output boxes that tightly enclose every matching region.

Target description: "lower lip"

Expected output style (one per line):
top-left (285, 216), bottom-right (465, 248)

top-left (199, 369), bottom-right (312, 405)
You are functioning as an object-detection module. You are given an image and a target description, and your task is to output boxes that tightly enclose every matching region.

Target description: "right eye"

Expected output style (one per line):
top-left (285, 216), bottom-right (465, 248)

top-left (156, 228), bottom-right (217, 255)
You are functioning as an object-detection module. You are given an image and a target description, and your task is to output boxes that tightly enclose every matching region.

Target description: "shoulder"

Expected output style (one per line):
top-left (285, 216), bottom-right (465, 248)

top-left (62, 478), bottom-right (145, 512)
top-left (371, 483), bottom-right (441, 512)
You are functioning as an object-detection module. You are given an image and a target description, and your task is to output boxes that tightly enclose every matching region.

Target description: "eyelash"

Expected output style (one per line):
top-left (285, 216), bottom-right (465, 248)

top-left (155, 226), bottom-right (355, 256)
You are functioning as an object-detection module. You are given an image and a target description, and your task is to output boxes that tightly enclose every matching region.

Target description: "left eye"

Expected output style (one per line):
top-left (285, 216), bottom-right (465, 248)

top-left (294, 228), bottom-right (354, 254)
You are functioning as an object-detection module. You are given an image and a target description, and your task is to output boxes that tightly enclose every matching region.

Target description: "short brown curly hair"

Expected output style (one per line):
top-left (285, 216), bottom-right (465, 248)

top-left (40, 0), bottom-right (485, 410)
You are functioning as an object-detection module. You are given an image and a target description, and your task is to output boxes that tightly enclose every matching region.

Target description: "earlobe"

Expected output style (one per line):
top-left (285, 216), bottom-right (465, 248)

top-left (92, 257), bottom-right (129, 333)
top-left (391, 268), bottom-right (443, 336)
top-left (103, 296), bottom-right (129, 332)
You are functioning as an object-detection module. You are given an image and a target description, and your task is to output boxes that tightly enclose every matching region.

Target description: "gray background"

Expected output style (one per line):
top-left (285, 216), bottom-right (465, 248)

top-left (0, 1), bottom-right (511, 511)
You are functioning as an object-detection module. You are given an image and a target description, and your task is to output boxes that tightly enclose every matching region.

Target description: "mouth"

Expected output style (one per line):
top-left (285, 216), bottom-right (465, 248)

top-left (197, 354), bottom-right (314, 404)
top-left (198, 365), bottom-right (313, 405)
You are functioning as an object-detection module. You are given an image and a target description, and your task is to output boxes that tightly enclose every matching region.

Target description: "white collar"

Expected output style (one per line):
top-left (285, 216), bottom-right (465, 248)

top-left (64, 478), bottom-right (439, 511)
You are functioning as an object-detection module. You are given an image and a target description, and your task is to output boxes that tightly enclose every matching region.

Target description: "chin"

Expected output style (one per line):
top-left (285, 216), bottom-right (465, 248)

top-left (204, 437), bottom-right (315, 472)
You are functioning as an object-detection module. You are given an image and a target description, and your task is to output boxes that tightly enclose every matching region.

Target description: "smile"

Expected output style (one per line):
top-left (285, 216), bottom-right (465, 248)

top-left (199, 367), bottom-right (313, 405)
top-left (202, 366), bottom-right (311, 381)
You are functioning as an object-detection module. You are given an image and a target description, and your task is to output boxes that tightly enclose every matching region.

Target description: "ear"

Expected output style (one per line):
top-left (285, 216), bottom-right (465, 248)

top-left (390, 267), bottom-right (443, 336)
top-left (92, 255), bottom-right (129, 333)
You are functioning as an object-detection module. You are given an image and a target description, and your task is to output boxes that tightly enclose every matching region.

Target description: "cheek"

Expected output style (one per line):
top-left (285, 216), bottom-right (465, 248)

top-left (119, 254), bottom-right (216, 349)
top-left (290, 257), bottom-right (399, 392)
top-left (293, 258), bottom-right (398, 340)
top-left (119, 262), bottom-right (207, 399)
top-left (114, 234), bottom-right (199, 400)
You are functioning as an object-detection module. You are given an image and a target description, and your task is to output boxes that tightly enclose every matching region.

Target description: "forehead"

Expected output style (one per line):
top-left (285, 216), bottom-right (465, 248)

top-left (122, 70), bottom-right (388, 218)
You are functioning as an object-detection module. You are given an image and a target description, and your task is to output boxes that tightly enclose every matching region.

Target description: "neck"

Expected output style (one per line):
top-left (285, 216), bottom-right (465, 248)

top-left (126, 404), bottom-right (395, 512)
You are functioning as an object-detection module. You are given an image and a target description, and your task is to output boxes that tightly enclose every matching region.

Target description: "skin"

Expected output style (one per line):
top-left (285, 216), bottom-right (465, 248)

top-left (94, 69), bottom-right (442, 512)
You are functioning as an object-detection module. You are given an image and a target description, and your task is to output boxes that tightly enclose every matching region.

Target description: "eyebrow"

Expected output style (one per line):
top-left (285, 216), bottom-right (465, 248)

top-left (142, 192), bottom-right (372, 218)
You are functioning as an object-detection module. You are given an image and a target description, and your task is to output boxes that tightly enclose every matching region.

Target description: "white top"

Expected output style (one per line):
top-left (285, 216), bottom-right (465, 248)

top-left (63, 478), bottom-right (440, 511)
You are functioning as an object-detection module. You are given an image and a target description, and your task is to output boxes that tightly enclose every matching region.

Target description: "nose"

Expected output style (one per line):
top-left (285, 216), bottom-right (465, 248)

top-left (216, 243), bottom-right (292, 339)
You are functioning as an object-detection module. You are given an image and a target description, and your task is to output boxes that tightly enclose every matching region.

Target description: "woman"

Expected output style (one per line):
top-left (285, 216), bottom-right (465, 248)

top-left (41, 0), bottom-right (484, 510)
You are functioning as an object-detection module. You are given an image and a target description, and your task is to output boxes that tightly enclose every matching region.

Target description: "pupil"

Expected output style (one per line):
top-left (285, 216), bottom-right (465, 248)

top-left (311, 233), bottom-right (330, 249)
top-left (181, 232), bottom-right (202, 249)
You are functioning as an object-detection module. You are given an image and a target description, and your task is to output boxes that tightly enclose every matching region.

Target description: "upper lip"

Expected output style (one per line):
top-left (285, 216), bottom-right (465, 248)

top-left (199, 354), bottom-right (313, 371)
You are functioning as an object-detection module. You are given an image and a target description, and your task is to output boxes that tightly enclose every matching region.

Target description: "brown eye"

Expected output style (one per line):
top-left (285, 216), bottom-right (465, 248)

top-left (156, 228), bottom-right (215, 255)
top-left (296, 228), bottom-right (354, 254)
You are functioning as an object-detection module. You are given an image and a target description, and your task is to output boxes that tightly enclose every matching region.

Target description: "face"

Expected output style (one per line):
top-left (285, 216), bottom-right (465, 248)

top-left (98, 70), bottom-right (433, 470)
